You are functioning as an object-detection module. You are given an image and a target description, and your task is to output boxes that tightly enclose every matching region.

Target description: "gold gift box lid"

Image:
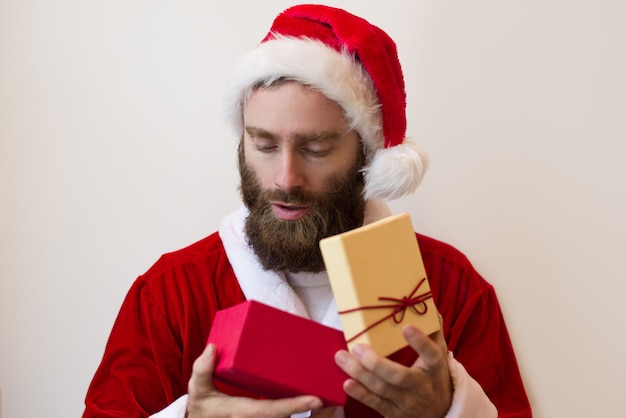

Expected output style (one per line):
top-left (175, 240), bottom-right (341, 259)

top-left (320, 213), bottom-right (440, 357)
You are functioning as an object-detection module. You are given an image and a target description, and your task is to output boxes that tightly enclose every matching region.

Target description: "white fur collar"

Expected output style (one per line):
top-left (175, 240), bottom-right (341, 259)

top-left (217, 199), bottom-right (392, 330)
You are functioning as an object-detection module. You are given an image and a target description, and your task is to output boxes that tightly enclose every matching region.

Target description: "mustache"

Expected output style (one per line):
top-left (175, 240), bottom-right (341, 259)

top-left (262, 188), bottom-right (319, 206)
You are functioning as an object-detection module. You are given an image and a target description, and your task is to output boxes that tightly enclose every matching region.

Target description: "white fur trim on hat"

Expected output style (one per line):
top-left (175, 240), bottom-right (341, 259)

top-left (223, 35), bottom-right (384, 154)
top-left (223, 35), bottom-right (429, 201)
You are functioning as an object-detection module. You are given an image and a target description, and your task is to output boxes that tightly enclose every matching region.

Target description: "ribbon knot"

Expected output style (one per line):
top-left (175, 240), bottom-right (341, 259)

top-left (338, 278), bottom-right (433, 343)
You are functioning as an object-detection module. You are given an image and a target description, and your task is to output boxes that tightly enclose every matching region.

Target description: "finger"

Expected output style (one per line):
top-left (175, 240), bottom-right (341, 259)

top-left (188, 343), bottom-right (219, 398)
top-left (211, 395), bottom-right (323, 417)
top-left (310, 406), bottom-right (341, 418)
top-left (255, 396), bottom-right (324, 417)
top-left (402, 325), bottom-right (447, 372)
top-left (342, 376), bottom-right (395, 414)
top-left (335, 348), bottom-right (377, 383)
top-left (336, 347), bottom-right (404, 399)
top-left (341, 343), bottom-right (415, 388)
top-left (340, 373), bottom-right (401, 418)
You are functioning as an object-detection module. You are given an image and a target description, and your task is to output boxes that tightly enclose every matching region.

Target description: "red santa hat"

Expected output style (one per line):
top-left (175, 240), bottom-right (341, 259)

top-left (224, 4), bottom-right (429, 200)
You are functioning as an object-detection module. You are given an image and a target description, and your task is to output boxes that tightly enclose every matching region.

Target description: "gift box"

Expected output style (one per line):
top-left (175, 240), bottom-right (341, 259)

top-left (320, 213), bottom-right (440, 358)
top-left (207, 300), bottom-right (348, 406)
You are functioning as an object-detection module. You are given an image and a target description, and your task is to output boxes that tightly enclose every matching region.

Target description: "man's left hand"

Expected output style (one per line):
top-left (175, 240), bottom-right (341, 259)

top-left (334, 317), bottom-right (452, 418)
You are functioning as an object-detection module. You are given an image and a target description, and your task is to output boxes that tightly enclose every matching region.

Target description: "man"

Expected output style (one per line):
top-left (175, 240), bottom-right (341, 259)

top-left (83, 5), bottom-right (531, 418)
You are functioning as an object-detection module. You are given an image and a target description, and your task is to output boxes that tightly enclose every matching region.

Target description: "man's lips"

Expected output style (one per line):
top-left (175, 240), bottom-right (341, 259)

top-left (271, 202), bottom-right (310, 220)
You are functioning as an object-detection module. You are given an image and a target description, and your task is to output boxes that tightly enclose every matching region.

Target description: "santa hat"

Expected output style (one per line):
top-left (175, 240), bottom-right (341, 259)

top-left (223, 4), bottom-right (428, 200)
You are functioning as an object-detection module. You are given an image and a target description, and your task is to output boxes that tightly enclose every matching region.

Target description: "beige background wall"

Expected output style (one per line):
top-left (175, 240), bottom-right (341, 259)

top-left (1, 1), bottom-right (625, 417)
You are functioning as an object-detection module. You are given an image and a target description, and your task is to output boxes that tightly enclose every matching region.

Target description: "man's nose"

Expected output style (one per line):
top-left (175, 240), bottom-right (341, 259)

top-left (274, 152), bottom-right (305, 192)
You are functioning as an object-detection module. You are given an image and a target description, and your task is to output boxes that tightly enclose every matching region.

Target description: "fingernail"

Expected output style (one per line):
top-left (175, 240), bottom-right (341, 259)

top-left (308, 398), bottom-right (323, 409)
top-left (204, 343), bottom-right (215, 359)
top-left (403, 325), bottom-right (418, 339)
top-left (335, 350), bottom-right (348, 365)
top-left (352, 344), bottom-right (366, 358)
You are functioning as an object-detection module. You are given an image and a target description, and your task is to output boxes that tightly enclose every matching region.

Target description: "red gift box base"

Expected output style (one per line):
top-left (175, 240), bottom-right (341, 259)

top-left (207, 300), bottom-right (348, 406)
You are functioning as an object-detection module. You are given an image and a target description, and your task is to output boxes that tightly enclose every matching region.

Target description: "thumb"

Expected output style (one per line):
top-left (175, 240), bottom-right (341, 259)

top-left (188, 343), bottom-right (219, 398)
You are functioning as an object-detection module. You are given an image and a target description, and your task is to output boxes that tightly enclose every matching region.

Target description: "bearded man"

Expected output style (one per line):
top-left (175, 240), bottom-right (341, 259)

top-left (83, 5), bottom-right (531, 418)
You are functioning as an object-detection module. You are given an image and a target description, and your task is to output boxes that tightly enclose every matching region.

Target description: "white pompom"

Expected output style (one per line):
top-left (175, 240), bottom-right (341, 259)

top-left (362, 138), bottom-right (429, 201)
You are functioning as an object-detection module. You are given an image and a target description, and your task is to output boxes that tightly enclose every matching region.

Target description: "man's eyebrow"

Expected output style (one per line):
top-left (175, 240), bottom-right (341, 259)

top-left (245, 126), bottom-right (342, 143)
top-left (293, 130), bottom-right (342, 143)
top-left (245, 126), bottom-right (275, 139)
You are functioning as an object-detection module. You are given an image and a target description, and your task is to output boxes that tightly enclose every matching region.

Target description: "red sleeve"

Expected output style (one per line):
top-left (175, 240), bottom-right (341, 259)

top-left (83, 276), bottom-right (182, 417)
top-left (447, 281), bottom-right (532, 417)
top-left (83, 233), bottom-right (247, 417)
top-left (421, 234), bottom-right (532, 417)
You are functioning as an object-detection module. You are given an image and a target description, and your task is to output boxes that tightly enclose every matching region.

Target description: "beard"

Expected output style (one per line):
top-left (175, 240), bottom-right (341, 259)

top-left (238, 143), bottom-right (366, 273)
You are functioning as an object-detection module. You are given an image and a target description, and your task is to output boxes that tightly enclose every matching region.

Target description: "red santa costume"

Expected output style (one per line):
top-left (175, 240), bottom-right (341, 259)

top-left (83, 4), bottom-right (531, 418)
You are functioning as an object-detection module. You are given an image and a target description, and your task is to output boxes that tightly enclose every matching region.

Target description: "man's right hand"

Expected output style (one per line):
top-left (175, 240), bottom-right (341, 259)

top-left (186, 343), bottom-right (324, 418)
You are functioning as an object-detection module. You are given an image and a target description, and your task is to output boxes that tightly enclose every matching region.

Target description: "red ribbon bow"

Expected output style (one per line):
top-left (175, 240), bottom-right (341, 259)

top-left (338, 278), bottom-right (433, 343)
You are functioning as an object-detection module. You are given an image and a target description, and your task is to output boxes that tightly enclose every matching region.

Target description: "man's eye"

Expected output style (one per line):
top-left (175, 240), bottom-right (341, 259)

top-left (255, 143), bottom-right (277, 153)
top-left (303, 146), bottom-right (331, 157)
